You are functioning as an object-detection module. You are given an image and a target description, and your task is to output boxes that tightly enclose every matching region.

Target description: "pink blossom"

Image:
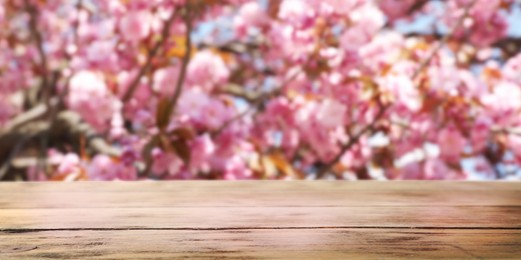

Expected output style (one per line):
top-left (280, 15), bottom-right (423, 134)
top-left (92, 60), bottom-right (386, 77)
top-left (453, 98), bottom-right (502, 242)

top-left (261, 97), bottom-right (296, 127)
top-left (468, 156), bottom-right (496, 179)
top-left (265, 21), bottom-right (317, 63)
top-left (2, 1), bottom-right (519, 182)
top-left (379, 75), bottom-right (422, 112)
top-left (308, 0), bottom-right (365, 16)
top-left (0, 96), bottom-right (15, 127)
top-left (119, 10), bottom-right (152, 42)
top-left (56, 154), bottom-right (81, 176)
top-left (469, 12), bottom-right (508, 47)
top-left (220, 156), bottom-right (253, 180)
top-left (186, 50), bottom-right (229, 91)
top-left (281, 129), bottom-right (300, 153)
top-left (508, 134), bottom-right (521, 158)
top-left (424, 158), bottom-right (465, 180)
top-left (340, 4), bottom-right (384, 51)
top-left (190, 134), bottom-right (216, 173)
top-left (78, 19), bottom-right (116, 42)
top-left (341, 25), bottom-right (372, 51)
top-left (88, 155), bottom-right (137, 181)
top-left (503, 53), bottom-right (521, 85)
top-left (360, 32), bottom-right (404, 72)
top-left (437, 127), bottom-right (466, 162)
top-left (0, 3), bottom-right (4, 24)
top-left (428, 66), bottom-right (461, 95)
top-left (42, 150), bottom-right (84, 181)
top-left (470, 117), bottom-right (491, 152)
top-left (340, 140), bottom-right (371, 169)
top-left (97, 0), bottom-right (126, 15)
top-left (447, 0), bottom-right (507, 47)
top-left (85, 40), bottom-right (118, 70)
top-left (233, 1), bottom-right (268, 37)
top-left (70, 72), bottom-right (107, 97)
top-left (238, 2), bottom-right (267, 26)
top-left (482, 81), bottom-right (521, 113)
top-left (68, 71), bottom-right (116, 131)
top-left (292, 98), bottom-right (349, 160)
top-left (177, 88), bottom-right (210, 120)
top-left (177, 88), bottom-right (234, 130)
top-left (315, 99), bottom-right (347, 129)
top-left (278, 0), bottom-right (315, 28)
top-left (118, 70), bottom-right (152, 119)
top-left (459, 70), bottom-right (487, 97)
top-left (387, 162), bottom-right (423, 180)
top-left (377, 0), bottom-right (417, 21)
top-left (151, 148), bottom-right (184, 176)
top-left (153, 66), bottom-right (180, 96)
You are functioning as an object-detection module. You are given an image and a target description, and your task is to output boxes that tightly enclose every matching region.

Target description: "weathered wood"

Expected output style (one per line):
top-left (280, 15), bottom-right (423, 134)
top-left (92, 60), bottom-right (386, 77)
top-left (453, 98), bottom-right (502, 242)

top-left (1, 206), bottom-right (520, 229)
top-left (0, 181), bottom-right (519, 259)
top-left (1, 229), bottom-right (520, 259)
top-left (2, 180), bottom-right (518, 193)
top-left (1, 181), bottom-right (520, 208)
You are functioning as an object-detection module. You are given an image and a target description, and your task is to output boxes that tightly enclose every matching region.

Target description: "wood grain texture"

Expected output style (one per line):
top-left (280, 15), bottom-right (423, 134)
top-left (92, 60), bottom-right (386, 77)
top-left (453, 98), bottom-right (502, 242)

top-left (1, 206), bottom-right (520, 229)
top-left (1, 229), bottom-right (520, 259)
top-left (1, 181), bottom-right (520, 208)
top-left (0, 181), bottom-right (520, 259)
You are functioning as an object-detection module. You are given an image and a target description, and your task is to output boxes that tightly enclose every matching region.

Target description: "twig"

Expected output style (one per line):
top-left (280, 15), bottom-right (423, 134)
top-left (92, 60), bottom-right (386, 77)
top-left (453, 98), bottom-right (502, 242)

top-left (314, 0), bottom-right (478, 179)
top-left (122, 9), bottom-right (179, 102)
top-left (315, 103), bottom-right (388, 179)
top-left (73, 0), bottom-right (82, 45)
top-left (24, 0), bottom-right (49, 103)
top-left (198, 40), bottom-right (261, 55)
top-left (39, 72), bottom-right (61, 175)
top-left (406, 0), bottom-right (431, 15)
top-left (210, 90), bottom-right (273, 137)
top-left (166, 7), bottom-right (192, 116)
top-left (411, 0), bottom-right (478, 79)
top-left (211, 67), bottom-right (301, 137)
top-left (141, 7), bottom-right (193, 177)
top-left (404, 27), bottom-right (521, 57)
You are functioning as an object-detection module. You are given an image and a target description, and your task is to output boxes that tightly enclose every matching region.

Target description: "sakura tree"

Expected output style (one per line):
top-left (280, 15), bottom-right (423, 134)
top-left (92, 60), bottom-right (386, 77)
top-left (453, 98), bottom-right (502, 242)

top-left (1, 0), bottom-right (520, 181)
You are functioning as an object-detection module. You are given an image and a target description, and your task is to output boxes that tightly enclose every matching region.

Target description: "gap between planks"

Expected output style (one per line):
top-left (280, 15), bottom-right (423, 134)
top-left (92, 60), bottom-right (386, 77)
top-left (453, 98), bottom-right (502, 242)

top-left (2, 226), bottom-right (521, 233)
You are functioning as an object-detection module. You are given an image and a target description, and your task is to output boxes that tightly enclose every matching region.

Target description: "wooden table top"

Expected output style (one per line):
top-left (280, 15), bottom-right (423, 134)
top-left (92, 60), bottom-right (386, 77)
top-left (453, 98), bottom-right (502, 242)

top-left (0, 181), bottom-right (520, 259)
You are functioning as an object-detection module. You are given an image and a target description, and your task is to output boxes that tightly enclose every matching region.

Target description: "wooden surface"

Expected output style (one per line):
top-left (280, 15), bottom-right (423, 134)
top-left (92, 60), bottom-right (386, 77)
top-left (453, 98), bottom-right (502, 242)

top-left (0, 181), bottom-right (520, 259)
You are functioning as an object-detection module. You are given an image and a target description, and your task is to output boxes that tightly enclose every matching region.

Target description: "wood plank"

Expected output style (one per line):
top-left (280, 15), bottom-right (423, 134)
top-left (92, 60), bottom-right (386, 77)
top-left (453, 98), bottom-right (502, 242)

top-left (1, 206), bottom-right (520, 230)
top-left (1, 229), bottom-right (520, 259)
top-left (1, 182), bottom-right (519, 258)
top-left (1, 182), bottom-right (520, 208)
top-left (2, 181), bottom-right (519, 193)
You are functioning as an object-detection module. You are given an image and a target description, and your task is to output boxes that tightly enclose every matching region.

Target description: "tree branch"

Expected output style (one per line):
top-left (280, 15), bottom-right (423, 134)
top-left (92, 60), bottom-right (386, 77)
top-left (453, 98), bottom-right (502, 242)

top-left (122, 9), bottom-right (179, 102)
top-left (406, 32), bottom-right (521, 57)
top-left (24, 0), bottom-right (49, 104)
top-left (0, 110), bottom-right (121, 180)
top-left (166, 7), bottom-right (193, 116)
top-left (212, 67), bottom-right (302, 137)
top-left (411, 0), bottom-right (478, 79)
top-left (406, 0), bottom-right (431, 15)
top-left (315, 104), bottom-right (388, 179)
top-left (141, 6), bottom-right (193, 177)
top-left (313, 1), bottom-right (478, 179)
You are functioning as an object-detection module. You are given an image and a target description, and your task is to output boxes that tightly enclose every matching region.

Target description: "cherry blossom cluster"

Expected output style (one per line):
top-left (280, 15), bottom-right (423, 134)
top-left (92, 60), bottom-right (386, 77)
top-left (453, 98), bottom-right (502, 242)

top-left (1, 0), bottom-right (520, 181)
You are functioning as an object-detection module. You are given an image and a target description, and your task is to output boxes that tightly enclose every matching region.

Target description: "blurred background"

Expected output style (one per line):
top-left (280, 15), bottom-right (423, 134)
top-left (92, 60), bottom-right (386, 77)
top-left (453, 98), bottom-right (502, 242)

top-left (1, 0), bottom-right (521, 181)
